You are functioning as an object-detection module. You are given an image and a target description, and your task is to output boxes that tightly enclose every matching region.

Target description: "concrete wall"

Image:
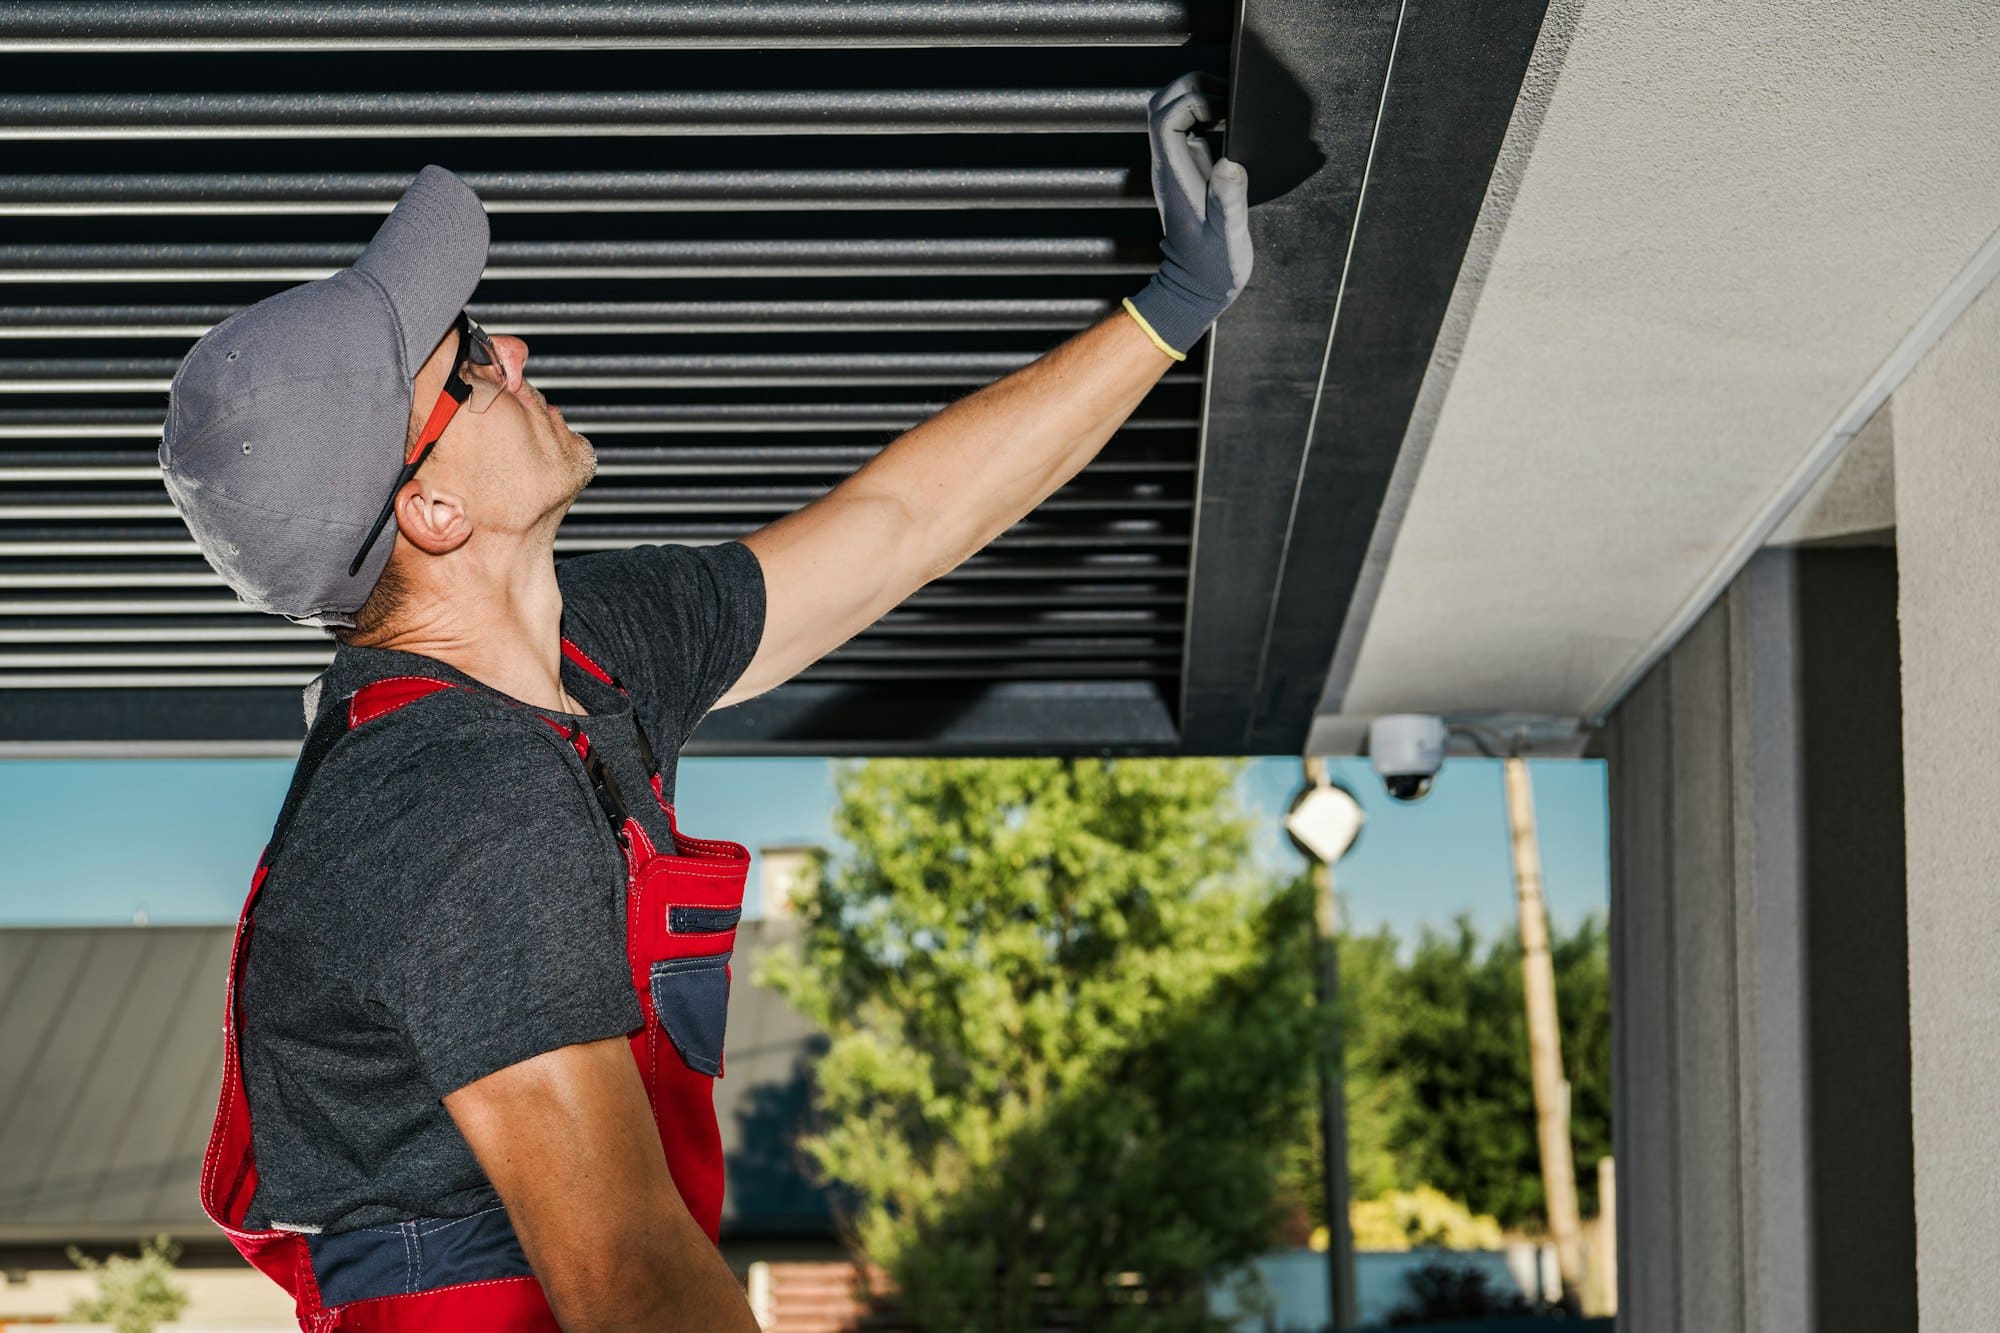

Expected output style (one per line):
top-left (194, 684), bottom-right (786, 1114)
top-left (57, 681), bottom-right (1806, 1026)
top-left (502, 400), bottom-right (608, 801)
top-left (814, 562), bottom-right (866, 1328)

top-left (1892, 271), bottom-right (2000, 1329)
top-left (1599, 546), bottom-right (1913, 1332)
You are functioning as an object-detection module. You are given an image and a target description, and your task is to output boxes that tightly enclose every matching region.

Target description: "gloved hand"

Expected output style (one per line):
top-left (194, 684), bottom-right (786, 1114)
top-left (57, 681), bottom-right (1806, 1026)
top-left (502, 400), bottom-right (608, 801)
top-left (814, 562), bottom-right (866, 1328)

top-left (1122, 71), bottom-right (1254, 361)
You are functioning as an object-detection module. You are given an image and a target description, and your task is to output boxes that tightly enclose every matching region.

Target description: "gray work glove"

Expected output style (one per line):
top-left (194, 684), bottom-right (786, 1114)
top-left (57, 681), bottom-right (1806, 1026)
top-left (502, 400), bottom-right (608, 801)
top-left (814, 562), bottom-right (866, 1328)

top-left (1122, 71), bottom-right (1254, 360)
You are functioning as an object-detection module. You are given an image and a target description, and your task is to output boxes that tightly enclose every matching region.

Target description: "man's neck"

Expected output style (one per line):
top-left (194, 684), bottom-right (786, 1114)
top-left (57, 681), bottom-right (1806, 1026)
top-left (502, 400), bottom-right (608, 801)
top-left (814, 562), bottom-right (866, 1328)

top-left (369, 539), bottom-right (572, 713)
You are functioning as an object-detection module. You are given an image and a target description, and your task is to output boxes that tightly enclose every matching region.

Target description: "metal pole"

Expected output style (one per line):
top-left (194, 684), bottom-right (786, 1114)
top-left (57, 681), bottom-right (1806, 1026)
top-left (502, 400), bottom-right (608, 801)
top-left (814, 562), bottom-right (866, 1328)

top-left (1303, 755), bottom-right (1358, 1330)
top-left (1595, 1155), bottom-right (1617, 1315)
top-left (1502, 755), bottom-right (1584, 1301)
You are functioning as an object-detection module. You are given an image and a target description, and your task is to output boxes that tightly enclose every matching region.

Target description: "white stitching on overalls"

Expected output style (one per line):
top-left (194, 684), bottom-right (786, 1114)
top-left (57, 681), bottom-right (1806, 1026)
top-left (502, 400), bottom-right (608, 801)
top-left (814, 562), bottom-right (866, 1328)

top-left (415, 1204), bottom-right (505, 1237)
top-left (347, 675), bottom-right (462, 729)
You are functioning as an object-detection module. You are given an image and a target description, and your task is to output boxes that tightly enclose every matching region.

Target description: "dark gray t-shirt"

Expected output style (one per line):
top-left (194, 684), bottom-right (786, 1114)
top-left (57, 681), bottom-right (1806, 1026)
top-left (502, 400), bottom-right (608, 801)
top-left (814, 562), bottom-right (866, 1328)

top-left (237, 540), bottom-right (765, 1234)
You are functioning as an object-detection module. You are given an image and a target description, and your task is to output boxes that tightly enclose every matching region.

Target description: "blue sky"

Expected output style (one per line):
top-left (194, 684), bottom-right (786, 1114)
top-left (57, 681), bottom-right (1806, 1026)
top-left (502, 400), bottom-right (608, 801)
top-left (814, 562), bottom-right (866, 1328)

top-left (0, 755), bottom-right (1606, 942)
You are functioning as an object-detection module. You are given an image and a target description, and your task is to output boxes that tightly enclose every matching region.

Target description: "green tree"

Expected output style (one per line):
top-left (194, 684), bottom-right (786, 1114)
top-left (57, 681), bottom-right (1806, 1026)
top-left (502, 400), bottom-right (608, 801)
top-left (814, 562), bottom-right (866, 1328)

top-left (66, 1235), bottom-right (189, 1333)
top-left (1327, 913), bottom-right (1612, 1231)
top-left (1332, 922), bottom-right (1408, 1206)
top-left (762, 758), bottom-right (1325, 1332)
top-left (1551, 912), bottom-right (1613, 1213)
top-left (1378, 919), bottom-right (1542, 1225)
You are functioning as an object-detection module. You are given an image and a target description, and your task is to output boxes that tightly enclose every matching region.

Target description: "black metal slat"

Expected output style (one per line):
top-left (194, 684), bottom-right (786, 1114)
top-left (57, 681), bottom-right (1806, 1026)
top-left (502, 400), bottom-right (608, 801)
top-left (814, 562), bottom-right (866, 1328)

top-left (0, 553), bottom-right (1190, 579)
top-left (0, 680), bottom-right (1185, 752)
top-left (0, 441), bottom-right (1199, 478)
top-left (0, 504), bottom-right (1192, 526)
top-left (0, 663), bottom-right (1182, 691)
top-left (0, 298), bottom-right (1126, 335)
top-left (0, 610), bottom-right (1182, 635)
top-left (0, 467), bottom-right (1190, 491)
top-left (0, 352), bottom-right (1204, 388)
top-left (0, 170), bottom-right (1153, 216)
top-left (0, 89), bottom-right (1152, 138)
top-left (0, 405), bottom-right (1199, 436)
top-left (0, 639), bottom-right (1182, 661)
top-left (0, 585), bottom-right (1189, 614)
top-left (0, 237), bottom-right (1164, 280)
top-left (0, 3), bottom-right (1211, 52)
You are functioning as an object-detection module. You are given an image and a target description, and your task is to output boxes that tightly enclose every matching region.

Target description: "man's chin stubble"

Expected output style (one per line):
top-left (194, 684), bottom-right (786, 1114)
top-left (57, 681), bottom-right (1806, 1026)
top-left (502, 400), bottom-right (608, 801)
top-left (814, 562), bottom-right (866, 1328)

top-left (557, 429), bottom-right (596, 506)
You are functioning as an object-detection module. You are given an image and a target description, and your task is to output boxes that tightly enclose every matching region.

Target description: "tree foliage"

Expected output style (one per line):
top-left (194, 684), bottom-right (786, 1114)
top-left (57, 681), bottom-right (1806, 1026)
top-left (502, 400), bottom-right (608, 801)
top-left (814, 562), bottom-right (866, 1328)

top-left (65, 1235), bottom-right (189, 1333)
top-left (1349, 1186), bottom-right (1505, 1251)
top-left (762, 757), bottom-right (1325, 1332)
top-left (1301, 912), bottom-right (1613, 1232)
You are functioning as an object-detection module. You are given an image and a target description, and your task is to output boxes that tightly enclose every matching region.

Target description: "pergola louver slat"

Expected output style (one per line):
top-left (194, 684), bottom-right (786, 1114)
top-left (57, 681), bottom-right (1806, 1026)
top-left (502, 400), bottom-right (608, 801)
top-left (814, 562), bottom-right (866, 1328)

top-left (0, 3), bottom-right (1213, 53)
top-left (0, 238), bottom-right (1164, 281)
top-left (0, 169), bottom-right (1155, 215)
top-left (0, 90), bottom-right (1159, 140)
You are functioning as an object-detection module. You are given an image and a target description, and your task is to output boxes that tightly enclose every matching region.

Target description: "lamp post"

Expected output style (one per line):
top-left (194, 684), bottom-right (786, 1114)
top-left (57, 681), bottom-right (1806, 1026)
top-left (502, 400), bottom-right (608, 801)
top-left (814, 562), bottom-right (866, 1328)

top-left (1284, 756), bottom-right (1365, 1331)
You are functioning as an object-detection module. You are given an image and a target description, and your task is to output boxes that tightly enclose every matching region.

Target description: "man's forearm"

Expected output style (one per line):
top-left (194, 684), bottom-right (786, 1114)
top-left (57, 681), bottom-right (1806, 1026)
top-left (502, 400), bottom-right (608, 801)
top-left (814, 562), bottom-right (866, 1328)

top-left (867, 307), bottom-right (1176, 581)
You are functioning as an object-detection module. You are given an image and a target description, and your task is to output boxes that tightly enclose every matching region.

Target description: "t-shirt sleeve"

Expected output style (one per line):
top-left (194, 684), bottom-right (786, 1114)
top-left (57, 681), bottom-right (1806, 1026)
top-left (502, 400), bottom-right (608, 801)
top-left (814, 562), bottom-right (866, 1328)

top-left (555, 539), bottom-right (767, 747)
top-left (364, 720), bottom-right (643, 1099)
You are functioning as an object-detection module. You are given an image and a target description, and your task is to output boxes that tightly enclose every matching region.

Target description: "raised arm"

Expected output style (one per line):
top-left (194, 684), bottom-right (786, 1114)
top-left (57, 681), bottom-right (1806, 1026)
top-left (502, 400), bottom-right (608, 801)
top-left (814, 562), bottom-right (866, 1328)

top-left (444, 1037), bottom-right (760, 1333)
top-left (718, 72), bottom-right (1252, 708)
top-left (723, 307), bottom-right (1171, 705)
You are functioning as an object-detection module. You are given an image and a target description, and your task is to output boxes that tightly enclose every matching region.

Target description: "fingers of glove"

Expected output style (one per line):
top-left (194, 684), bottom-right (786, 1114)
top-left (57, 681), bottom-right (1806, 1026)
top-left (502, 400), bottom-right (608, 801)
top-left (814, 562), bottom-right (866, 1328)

top-left (1206, 158), bottom-right (1255, 297)
top-left (1159, 128), bottom-right (1215, 235)
top-left (1147, 69), bottom-right (1228, 119)
top-left (1152, 89), bottom-right (1220, 221)
top-left (1184, 124), bottom-right (1217, 183)
top-left (1157, 84), bottom-right (1219, 137)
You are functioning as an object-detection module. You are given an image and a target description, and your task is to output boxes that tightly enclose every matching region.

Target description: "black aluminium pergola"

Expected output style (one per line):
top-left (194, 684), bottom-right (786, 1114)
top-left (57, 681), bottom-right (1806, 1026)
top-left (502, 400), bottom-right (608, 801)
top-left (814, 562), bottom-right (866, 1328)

top-left (0, 1), bottom-right (1547, 757)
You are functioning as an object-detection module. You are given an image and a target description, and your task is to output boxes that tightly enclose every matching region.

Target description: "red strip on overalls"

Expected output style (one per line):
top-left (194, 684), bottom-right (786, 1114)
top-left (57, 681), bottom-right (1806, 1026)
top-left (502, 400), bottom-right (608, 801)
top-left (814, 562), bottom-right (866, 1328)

top-left (200, 644), bottom-right (750, 1329)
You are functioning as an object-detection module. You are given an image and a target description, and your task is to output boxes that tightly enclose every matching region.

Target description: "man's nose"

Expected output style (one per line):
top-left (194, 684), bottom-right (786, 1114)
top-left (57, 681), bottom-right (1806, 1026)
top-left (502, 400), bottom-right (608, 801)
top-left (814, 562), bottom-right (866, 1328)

top-left (491, 334), bottom-right (530, 392)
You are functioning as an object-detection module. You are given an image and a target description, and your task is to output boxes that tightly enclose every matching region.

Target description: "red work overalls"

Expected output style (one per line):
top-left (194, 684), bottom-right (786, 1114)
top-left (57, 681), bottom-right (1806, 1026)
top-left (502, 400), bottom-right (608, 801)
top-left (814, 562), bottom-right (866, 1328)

top-left (200, 637), bottom-right (751, 1330)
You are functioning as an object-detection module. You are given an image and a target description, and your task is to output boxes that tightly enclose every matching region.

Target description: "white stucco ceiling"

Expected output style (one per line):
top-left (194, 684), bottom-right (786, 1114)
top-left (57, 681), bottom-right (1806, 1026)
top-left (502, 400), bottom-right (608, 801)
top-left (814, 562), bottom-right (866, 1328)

top-left (1311, 0), bottom-right (2000, 748)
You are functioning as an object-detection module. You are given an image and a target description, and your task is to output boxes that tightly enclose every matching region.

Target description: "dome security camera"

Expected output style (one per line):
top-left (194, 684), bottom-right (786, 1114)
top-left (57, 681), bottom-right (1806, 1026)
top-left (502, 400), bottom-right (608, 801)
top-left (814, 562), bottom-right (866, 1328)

top-left (1366, 714), bottom-right (1449, 803)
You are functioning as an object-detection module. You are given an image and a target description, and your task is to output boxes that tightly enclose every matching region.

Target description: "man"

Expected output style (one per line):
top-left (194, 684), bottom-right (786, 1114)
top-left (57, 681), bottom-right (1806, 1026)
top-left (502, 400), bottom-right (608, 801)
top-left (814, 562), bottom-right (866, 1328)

top-left (165, 72), bottom-right (1250, 1331)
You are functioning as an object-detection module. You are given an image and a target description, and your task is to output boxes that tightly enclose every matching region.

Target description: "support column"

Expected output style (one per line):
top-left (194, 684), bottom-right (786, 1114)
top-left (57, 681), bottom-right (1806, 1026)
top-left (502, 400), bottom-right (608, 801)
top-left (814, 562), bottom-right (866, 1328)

top-left (1891, 272), bottom-right (2000, 1331)
top-left (1598, 544), bottom-right (1913, 1332)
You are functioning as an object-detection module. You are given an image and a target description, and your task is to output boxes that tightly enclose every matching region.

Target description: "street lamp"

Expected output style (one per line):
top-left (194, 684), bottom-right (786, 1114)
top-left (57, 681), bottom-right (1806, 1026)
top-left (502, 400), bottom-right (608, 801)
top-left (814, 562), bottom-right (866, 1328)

top-left (1285, 757), bottom-right (1365, 1331)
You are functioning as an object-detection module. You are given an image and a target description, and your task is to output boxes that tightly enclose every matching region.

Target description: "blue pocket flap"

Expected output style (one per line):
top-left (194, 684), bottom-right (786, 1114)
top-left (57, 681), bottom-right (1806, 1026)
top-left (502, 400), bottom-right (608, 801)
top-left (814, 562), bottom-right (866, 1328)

top-left (650, 950), bottom-right (731, 1077)
top-left (668, 904), bottom-right (742, 935)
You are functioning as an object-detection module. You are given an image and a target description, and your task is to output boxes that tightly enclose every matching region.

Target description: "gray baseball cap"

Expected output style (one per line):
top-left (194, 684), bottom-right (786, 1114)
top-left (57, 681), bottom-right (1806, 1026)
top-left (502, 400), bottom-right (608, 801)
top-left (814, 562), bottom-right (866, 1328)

top-left (159, 163), bottom-right (490, 627)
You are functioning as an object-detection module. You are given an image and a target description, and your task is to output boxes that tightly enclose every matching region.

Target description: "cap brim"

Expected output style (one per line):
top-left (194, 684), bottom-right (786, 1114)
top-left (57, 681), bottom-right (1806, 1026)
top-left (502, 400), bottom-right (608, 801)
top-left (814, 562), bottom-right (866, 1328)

top-left (353, 164), bottom-right (490, 383)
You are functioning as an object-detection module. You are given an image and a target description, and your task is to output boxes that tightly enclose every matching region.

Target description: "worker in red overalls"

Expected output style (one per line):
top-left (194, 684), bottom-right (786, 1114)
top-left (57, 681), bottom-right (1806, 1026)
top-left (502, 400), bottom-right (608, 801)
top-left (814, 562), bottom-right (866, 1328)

top-left (160, 71), bottom-right (1250, 1330)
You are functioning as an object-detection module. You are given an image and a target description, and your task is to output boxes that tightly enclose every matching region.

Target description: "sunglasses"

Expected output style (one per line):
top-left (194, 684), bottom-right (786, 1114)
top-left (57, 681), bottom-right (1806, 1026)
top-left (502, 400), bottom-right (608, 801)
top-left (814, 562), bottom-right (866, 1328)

top-left (348, 310), bottom-right (506, 578)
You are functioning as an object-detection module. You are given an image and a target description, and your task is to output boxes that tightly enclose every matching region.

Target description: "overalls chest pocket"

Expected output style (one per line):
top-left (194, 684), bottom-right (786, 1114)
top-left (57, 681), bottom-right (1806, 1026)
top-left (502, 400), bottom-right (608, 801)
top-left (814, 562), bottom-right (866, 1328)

top-left (620, 823), bottom-right (748, 1244)
top-left (649, 907), bottom-right (739, 1077)
top-left (629, 848), bottom-right (745, 1080)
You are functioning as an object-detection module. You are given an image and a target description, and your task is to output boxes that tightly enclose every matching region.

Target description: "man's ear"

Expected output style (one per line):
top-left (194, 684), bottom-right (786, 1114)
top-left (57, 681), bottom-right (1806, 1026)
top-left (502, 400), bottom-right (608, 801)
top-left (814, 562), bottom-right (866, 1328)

top-left (391, 476), bottom-right (473, 556)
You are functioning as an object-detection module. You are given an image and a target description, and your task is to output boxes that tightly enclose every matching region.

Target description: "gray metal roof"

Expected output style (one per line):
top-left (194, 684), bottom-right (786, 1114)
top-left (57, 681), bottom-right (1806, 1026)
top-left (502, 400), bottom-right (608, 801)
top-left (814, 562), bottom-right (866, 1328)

top-left (0, 1), bottom-right (1551, 755)
top-left (0, 921), bottom-right (833, 1244)
top-left (0, 926), bottom-right (230, 1242)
